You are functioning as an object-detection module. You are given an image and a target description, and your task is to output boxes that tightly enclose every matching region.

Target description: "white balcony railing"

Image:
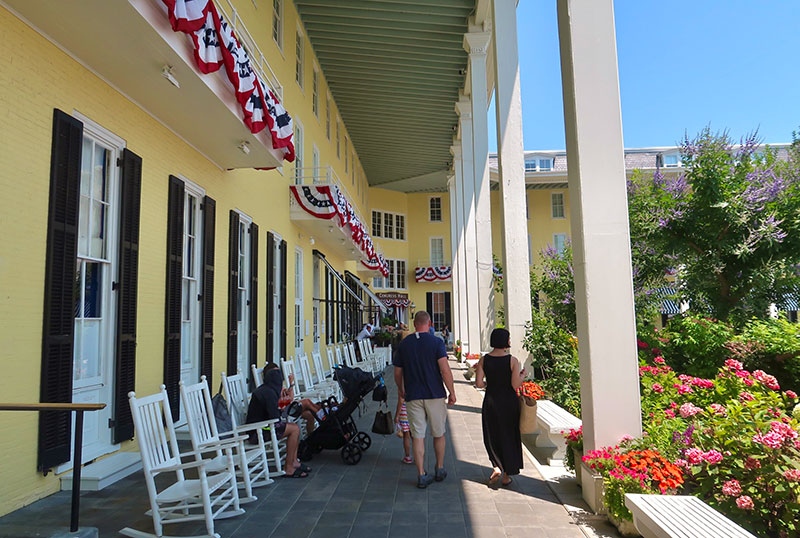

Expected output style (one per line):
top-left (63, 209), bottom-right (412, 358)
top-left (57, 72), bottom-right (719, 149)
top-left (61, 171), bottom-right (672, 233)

top-left (417, 260), bottom-right (452, 268)
top-left (213, 0), bottom-right (282, 100)
top-left (293, 166), bottom-right (366, 227)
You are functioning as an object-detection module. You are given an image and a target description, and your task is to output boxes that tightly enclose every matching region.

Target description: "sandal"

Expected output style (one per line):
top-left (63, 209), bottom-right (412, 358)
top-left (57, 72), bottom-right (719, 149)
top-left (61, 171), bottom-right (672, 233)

top-left (501, 477), bottom-right (513, 487)
top-left (488, 471), bottom-right (502, 485)
top-left (283, 468), bottom-right (309, 479)
top-left (402, 456), bottom-right (413, 464)
top-left (296, 463), bottom-right (312, 473)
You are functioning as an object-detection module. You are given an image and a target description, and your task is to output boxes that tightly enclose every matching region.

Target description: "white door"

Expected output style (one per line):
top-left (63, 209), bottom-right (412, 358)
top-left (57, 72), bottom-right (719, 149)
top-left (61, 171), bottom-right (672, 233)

top-left (294, 248), bottom-right (304, 357)
top-left (71, 130), bottom-right (121, 464)
top-left (236, 214), bottom-right (252, 375)
top-left (272, 235), bottom-right (283, 362)
top-left (179, 184), bottom-right (203, 421)
top-left (312, 257), bottom-right (320, 353)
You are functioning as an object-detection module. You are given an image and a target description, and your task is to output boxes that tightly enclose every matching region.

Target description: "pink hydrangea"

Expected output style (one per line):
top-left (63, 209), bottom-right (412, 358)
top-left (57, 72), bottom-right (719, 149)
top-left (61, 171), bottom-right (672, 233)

top-left (736, 496), bottom-right (755, 510)
top-left (652, 383), bottom-right (664, 393)
top-left (679, 403), bottom-right (703, 418)
top-left (771, 421), bottom-right (799, 441)
top-left (785, 390), bottom-right (798, 399)
top-left (739, 391), bottom-right (755, 402)
top-left (709, 403), bottom-right (727, 416)
top-left (685, 448), bottom-right (704, 465)
top-left (703, 450), bottom-right (723, 464)
top-left (753, 431), bottom-right (784, 449)
top-left (722, 480), bottom-right (742, 496)
top-left (725, 358), bottom-right (744, 370)
top-left (675, 384), bottom-right (693, 395)
top-left (674, 459), bottom-right (688, 468)
top-left (753, 370), bottom-right (780, 390)
top-left (735, 369), bottom-right (751, 379)
top-left (783, 469), bottom-right (800, 482)
top-left (670, 402), bottom-right (678, 409)
top-left (691, 377), bottom-right (714, 388)
top-left (745, 457), bottom-right (762, 470)
top-left (654, 355), bottom-right (665, 364)
top-left (743, 378), bottom-right (754, 386)
top-left (664, 409), bottom-right (675, 419)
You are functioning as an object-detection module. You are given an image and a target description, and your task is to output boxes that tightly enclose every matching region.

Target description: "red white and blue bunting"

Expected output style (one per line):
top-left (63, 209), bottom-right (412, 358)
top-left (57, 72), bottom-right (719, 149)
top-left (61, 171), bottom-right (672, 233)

top-left (415, 266), bottom-right (452, 282)
top-left (290, 185), bottom-right (389, 277)
top-left (161, 0), bottom-right (295, 161)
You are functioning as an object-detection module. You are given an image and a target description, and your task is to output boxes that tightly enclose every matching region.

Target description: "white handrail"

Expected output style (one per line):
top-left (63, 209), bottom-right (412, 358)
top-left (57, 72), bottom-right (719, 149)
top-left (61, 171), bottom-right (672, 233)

top-left (214, 0), bottom-right (283, 101)
top-left (416, 260), bottom-right (452, 267)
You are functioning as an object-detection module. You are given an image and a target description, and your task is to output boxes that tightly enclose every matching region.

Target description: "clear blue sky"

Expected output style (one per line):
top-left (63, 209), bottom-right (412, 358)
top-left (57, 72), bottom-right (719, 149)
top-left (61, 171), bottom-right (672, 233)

top-left (489, 0), bottom-right (800, 152)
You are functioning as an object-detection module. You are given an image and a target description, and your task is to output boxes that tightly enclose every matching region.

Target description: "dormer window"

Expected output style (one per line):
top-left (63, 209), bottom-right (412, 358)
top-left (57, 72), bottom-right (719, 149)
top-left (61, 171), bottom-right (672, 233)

top-left (524, 156), bottom-right (554, 172)
top-left (663, 153), bottom-right (681, 168)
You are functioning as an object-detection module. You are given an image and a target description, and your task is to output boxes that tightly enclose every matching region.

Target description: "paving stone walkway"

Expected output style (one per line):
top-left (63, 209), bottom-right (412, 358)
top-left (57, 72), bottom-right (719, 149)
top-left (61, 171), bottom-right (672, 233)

top-left (0, 359), bottom-right (590, 538)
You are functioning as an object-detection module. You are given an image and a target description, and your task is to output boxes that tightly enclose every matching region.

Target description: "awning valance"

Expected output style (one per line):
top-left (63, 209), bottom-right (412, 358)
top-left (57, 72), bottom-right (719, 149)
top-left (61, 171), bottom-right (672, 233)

top-left (314, 250), bottom-right (364, 306)
top-left (346, 272), bottom-right (388, 314)
top-left (653, 287), bottom-right (681, 315)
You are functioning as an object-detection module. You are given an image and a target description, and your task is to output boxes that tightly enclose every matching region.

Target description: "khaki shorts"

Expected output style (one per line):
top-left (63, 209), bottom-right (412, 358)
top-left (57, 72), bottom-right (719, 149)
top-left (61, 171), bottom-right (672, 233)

top-left (405, 398), bottom-right (447, 439)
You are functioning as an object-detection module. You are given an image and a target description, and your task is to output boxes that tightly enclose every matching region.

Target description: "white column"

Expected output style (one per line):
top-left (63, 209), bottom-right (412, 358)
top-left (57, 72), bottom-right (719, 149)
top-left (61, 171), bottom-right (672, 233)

top-left (492, 0), bottom-right (532, 364)
top-left (447, 175), bottom-right (462, 345)
top-left (557, 0), bottom-right (642, 451)
top-left (451, 144), bottom-right (470, 351)
top-left (455, 100), bottom-right (481, 354)
top-left (464, 29), bottom-right (495, 352)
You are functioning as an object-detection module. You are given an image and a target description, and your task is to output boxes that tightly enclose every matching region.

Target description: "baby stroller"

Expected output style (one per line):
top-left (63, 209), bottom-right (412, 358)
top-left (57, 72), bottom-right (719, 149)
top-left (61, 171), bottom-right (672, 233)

top-left (298, 365), bottom-right (383, 465)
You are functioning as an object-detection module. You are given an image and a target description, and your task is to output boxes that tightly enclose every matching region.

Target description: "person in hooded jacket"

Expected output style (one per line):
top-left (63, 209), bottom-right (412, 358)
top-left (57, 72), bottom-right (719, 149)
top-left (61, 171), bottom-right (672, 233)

top-left (245, 363), bottom-right (309, 478)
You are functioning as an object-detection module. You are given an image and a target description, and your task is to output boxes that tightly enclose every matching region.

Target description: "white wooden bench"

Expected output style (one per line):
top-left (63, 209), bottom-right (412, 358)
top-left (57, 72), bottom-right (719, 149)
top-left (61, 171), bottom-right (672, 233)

top-left (534, 400), bottom-right (581, 464)
top-left (624, 494), bottom-right (757, 538)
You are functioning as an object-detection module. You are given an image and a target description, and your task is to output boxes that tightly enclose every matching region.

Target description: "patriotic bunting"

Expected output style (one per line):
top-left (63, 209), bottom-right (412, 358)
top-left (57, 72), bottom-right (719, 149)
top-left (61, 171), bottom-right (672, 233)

top-left (161, 0), bottom-right (295, 161)
top-left (290, 185), bottom-right (389, 277)
top-left (415, 266), bottom-right (453, 282)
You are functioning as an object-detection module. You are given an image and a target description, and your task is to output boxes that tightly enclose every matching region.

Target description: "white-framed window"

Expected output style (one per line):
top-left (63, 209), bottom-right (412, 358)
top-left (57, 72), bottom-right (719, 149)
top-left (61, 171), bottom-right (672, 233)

top-left (395, 214), bottom-right (405, 240)
top-left (396, 260), bottom-right (406, 289)
top-left (431, 291), bottom-right (446, 330)
top-left (553, 233), bottom-right (567, 255)
top-left (377, 259), bottom-right (406, 290)
top-left (293, 120), bottom-right (303, 185)
top-left (181, 180), bottom-right (205, 386)
top-left (430, 237), bottom-right (444, 266)
top-left (312, 67), bottom-right (319, 118)
top-left (312, 145), bottom-right (320, 182)
top-left (272, 0), bottom-right (283, 49)
top-left (371, 210), bottom-right (382, 237)
top-left (325, 95), bottom-right (331, 140)
top-left (551, 192), bottom-right (565, 219)
top-left (383, 211), bottom-right (393, 238)
top-left (386, 260), bottom-right (395, 289)
top-left (336, 120), bottom-right (340, 158)
top-left (295, 28), bottom-right (304, 89)
top-left (664, 152), bottom-right (681, 168)
top-left (429, 196), bottom-right (442, 222)
top-left (344, 136), bottom-right (349, 174)
top-left (235, 212), bottom-right (253, 373)
top-left (525, 156), bottom-right (554, 172)
top-left (372, 276), bottom-right (384, 289)
top-left (294, 248), bottom-right (304, 353)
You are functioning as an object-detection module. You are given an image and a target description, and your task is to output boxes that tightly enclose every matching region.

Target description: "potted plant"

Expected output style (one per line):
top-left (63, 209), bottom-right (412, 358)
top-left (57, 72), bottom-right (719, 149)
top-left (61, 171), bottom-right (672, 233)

top-left (454, 339), bottom-right (462, 361)
top-left (563, 426), bottom-right (583, 485)
top-left (518, 381), bottom-right (544, 434)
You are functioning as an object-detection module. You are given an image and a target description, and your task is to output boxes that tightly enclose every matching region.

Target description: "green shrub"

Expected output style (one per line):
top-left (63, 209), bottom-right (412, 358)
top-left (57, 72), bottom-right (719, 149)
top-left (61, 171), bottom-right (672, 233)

top-left (732, 318), bottom-right (800, 392)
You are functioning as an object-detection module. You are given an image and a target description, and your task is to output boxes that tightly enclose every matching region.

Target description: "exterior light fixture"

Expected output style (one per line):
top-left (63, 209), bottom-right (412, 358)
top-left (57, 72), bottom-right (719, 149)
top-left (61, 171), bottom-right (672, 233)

top-left (238, 141), bottom-right (250, 155)
top-left (161, 65), bottom-right (180, 88)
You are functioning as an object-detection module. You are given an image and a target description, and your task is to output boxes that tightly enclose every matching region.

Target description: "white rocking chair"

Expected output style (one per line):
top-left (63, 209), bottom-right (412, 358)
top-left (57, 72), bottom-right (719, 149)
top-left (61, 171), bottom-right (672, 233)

top-left (220, 370), bottom-right (285, 479)
top-left (120, 386), bottom-right (244, 538)
top-left (180, 377), bottom-right (274, 504)
top-left (308, 351), bottom-right (340, 400)
top-left (251, 364), bottom-right (264, 388)
top-left (335, 345), bottom-right (349, 369)
top-left (325, 347), bottom-right (339, 376)
top-left (297, 353), bottom-right (333, 400)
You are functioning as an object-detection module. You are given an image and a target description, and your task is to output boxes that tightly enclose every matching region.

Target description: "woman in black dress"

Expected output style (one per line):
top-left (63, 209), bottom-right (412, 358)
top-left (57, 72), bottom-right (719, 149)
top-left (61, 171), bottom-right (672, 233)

top-left (475, 328), bottom-right (525, 486)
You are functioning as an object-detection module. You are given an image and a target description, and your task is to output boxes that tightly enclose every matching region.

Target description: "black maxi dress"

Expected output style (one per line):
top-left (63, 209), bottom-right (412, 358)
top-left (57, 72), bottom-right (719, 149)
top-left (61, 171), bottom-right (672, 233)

top-left (481, 354), bottom-right (523, 475)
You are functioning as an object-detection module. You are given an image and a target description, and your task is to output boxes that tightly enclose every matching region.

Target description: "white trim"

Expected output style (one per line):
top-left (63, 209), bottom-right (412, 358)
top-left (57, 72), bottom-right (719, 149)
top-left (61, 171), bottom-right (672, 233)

top-left (429, 236), bottom-right (445, 266)
top-left (0, 3), bottom-right (225, 171)
top-left (370, 208), bottom-right (407, 241)
top-left (178, 175), bottom-right (206, 198)
top-left (428, 195), bottom-right (443, 222)
top-left (551, 191), bottom-right (566, 219)
top-left (271, 0), bottom-right (284, 53)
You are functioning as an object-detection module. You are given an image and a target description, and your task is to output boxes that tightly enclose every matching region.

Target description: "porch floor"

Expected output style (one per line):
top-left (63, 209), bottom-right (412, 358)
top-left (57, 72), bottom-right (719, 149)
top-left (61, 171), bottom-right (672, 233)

top-left (0, 359), bottom-right (606, 538)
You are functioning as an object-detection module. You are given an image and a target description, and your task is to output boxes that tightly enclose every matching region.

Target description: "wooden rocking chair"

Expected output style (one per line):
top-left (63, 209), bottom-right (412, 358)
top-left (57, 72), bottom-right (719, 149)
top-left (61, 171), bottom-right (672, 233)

top-left (120, 386), bottom-right (244, 538)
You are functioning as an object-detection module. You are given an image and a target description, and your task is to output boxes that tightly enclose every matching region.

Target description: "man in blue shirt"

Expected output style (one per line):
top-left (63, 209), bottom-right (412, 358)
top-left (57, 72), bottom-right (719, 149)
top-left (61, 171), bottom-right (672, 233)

top-left (393, 311), bottom-right (456, 488)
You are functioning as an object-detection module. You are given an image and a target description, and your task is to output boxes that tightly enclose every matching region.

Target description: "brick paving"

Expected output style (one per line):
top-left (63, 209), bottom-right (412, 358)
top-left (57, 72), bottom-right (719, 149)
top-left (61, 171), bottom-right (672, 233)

top-left (0, 359), bottom-right (588, 537)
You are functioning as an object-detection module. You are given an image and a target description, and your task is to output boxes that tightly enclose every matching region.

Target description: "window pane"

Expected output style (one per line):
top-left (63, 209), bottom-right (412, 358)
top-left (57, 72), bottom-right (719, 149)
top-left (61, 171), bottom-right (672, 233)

top-left (395, 215), bottom-right (405, 240)
top-left (387, 260), bottom-right (395, 288)
top-left (384, 212), bottom-right (393, 239)
top-left (89, 200), bottom-right (106, 259)
top-left (539, 158), bottom-right (552, 171)
top-left (93, 147), bottom-right (108, 200)
top-left (74, 319), bottom-right (101, 381)
top-left (372, 211), bottom-right (382, 237)
top-left (182, 279), bottom-right (192, 322)
top-left (552, 193), bottom-right (565, 218)
top-left (397, 261), bottom-right (406, 289)
top-left (76, 261), bottom-right (103, 319)
top-left (525, 159), bottom-right (536, 171)
top-left (295, 31), bottom-right (303, 87)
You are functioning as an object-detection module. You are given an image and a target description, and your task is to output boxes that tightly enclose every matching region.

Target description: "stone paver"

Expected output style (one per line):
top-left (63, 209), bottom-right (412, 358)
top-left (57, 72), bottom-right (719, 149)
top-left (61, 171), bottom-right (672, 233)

top-left (0, 359), bottom-right (589, 538)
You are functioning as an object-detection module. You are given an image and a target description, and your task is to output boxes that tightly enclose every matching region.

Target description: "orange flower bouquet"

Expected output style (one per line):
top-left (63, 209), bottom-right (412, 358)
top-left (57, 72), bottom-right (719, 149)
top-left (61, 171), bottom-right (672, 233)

top-left (518, 381), bottom-right (545, 406)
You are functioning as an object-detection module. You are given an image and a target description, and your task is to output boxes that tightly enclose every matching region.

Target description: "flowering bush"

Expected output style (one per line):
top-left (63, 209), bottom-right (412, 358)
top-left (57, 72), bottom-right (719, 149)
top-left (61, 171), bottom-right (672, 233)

top-left (454, 339), bottom-right (462, 360)
top-left (562, 426), bottom-right (582, 472)
top-left (518, 381), bottom-right (545, 400)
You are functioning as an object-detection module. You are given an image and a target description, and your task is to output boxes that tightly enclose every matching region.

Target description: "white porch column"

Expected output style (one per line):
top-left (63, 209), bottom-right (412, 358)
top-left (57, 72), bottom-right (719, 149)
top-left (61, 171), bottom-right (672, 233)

top-left (492, 0), bottom-right (532, 364)
top-left (557, 0), bottom-right (642, 452)
top-left (447, 175), bottom-right (462, 345)
top-left (455, 101), bottom-right (482, 354)
top-left (464, 29), bottom-right (495, 351)
top-left (450, 144), bottom-right (470, 350)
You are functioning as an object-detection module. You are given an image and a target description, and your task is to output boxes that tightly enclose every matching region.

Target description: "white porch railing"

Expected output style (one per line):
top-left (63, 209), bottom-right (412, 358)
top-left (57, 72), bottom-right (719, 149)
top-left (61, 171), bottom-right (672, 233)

top-left (213, 0), bottom-right (283, 100)
top-left (416, 260), bottom-right (452, 268)
top-left (293, 166), bottom-right (366, 227)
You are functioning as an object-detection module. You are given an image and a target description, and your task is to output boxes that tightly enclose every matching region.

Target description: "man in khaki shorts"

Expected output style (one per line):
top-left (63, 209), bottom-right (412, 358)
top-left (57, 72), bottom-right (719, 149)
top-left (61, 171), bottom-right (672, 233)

top-left (393, 311), bottom-right (456, 488)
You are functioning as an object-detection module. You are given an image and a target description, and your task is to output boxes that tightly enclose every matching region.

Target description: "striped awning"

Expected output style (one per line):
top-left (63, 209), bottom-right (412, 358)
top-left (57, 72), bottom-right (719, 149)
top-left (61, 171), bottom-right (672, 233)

top-left (778, 290), bottom-right (799, 312)
top-left (653, 287), bottom-right (681, 315)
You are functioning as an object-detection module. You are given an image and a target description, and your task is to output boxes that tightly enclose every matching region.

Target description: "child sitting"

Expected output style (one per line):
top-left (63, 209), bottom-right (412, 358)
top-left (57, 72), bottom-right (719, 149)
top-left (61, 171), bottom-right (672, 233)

top-left (395, 395), bottom-right (412, 464)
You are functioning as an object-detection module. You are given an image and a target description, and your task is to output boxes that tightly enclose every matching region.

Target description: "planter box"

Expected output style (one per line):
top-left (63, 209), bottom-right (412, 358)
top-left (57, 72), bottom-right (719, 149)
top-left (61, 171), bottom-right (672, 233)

top-left (572, 447), bottom-right (583, 486)
top-left (519, 398), bottom-right (538, 434)
top-left (580, 462), bottom-right (606, 515)
top-left (608, 511), bottom-right (640, 537)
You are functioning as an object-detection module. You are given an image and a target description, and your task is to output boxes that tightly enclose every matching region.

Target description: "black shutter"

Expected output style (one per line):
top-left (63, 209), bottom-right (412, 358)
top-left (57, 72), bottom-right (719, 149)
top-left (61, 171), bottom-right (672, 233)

top-left (38, 109), bottom-right (83, 472)
top-left (164, 176), bottom-right (184, 422)
top-left (227, 211), bottom-right (240, 374)
top-left (444, 291), bottom-right (452, 332)
top-left (200, 196), bottom-right (216, 381)
top-left (265, 232), bottom-right (275, 363)
top-left (426, 292), bottom-right (433, 319)
top-left (279, 239), bottom-right (287, 360)
top-left (112, 148), bottom-right (142, 444)
top-left (249, 222), bottom-right (259, 380)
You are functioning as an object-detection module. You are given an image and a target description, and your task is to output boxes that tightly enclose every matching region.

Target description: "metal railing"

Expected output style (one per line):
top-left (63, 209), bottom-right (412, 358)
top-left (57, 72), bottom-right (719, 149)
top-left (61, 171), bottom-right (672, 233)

top-left (214, 0), bottom-right (283, 100)
top-left (0, 402), bottom-right (106, 533)
top-left (294, 165), bottom-right (366, 226)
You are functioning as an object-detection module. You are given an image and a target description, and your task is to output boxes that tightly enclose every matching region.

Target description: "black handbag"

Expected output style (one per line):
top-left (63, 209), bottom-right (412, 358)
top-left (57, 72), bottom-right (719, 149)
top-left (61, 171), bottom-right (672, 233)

top-left (371, 402), bottom-right (394, 435)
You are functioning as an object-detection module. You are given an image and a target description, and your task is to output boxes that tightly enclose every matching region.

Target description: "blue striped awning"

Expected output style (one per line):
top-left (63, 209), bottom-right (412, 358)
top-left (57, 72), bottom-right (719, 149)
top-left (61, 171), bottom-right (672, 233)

top-left (778, 290), bottom-right (799, 312)
top-left (653, 287), bottom-right (681, 315)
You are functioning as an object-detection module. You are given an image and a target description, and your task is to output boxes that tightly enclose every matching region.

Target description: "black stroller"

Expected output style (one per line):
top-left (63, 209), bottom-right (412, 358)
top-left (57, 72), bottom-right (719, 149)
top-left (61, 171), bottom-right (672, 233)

top-left (297, 366), bottom-right (384, 465)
